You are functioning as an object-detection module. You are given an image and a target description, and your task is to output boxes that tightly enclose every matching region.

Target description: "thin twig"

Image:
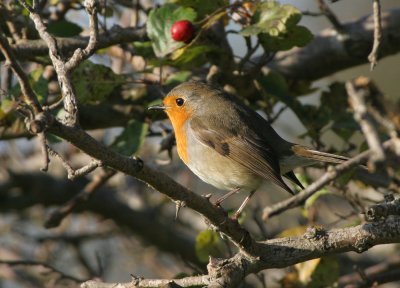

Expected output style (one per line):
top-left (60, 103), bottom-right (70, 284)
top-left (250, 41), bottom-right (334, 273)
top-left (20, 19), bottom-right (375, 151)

top-left (368, 0), bottom-right (382, 70)
top-left (262, 140), bottom-right (393, 220)
top-left (65, 0), bottom-right (99, 71)
top-left (346, 80), bottom-right (385, 170)
top-left (70, 159), bottom-right (103, 180)
top-left (46, 146), bottom-right (102, 179)
top-left (316, 0), bottom-right (344, 32)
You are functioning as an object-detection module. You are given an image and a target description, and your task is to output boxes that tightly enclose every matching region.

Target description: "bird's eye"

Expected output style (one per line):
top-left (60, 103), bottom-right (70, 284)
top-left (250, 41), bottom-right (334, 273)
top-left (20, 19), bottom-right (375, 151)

top-left (176, 98), bottom-right (185, 106)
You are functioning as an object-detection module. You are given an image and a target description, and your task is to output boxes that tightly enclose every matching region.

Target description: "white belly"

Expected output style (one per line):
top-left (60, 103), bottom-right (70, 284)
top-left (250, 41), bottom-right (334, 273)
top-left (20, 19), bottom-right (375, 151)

top-left (185, 130), bottom-right (262, 192)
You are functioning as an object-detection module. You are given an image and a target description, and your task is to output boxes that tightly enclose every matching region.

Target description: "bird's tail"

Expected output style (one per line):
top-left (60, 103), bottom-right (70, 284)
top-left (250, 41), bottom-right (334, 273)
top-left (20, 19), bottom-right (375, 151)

top-left (292, 145), bottom-right (349, 164)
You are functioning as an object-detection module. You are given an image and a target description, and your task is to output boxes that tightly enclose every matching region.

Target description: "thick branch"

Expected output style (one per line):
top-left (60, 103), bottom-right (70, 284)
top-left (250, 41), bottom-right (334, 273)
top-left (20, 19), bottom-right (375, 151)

top-left (267, 8), bottom-right (400, 81)
top-left (82, 216), bottom-right (400, 287)
top-left (8, 26), bottom-right (146, 60)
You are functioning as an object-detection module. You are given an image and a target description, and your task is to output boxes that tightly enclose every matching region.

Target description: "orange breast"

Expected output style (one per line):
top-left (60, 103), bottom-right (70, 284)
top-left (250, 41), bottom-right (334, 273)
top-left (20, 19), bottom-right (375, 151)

top-left (166, 107), bottom-right (191, 164)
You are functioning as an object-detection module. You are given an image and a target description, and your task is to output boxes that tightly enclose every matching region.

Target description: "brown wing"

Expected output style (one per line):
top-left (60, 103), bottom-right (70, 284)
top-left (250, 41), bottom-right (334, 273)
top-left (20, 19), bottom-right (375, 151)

top-left (190, 119), bottom-right (294, 195)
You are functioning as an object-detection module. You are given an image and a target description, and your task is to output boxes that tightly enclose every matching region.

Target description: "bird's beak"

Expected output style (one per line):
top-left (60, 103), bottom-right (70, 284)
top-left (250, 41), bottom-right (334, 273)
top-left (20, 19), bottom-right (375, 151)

top-left (148, 104), bottom-right (166, 111)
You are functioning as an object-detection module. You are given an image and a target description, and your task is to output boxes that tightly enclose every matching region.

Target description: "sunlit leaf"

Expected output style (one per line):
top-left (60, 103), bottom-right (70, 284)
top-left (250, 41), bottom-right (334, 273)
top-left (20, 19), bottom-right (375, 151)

top-left (0, 98), bottom-right (17, 120)
top-left (278, 225), bottom-right (307, 237)
top-left (72, 61), bottom-right (125, 104)
top-left (195, 230), bottom-right (224, 263)
top-left (241, 1), bottom-right (312, 51)
top-left (296, 258), bottom-right (321, 285)
top-left (308, 257), bottom-right (339, 287)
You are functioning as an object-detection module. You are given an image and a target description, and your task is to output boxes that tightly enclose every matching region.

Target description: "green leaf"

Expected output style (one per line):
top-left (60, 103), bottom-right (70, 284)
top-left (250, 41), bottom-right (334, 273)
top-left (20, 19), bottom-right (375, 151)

top-left (30, 67), bottom-right (48, 103)
top-left (0, 98), bottom-right (17, 120)
top-left (321, 82), bottom-right (357, 141)
top-left (241, 1), bottom-right (313, 51)
top-left (47, 20), bottom-right (83, 37)
top-left (147, 4), bottom-right (197, 58)
top-left (195, 230), bottom-right (224, 263)
top-left (110, 120), bottom-right (149, 156)
top-left (241, 1), bottom-right (300, 36)
top-left (308, 257), bottom-right (339, 288)
top-left (11, 67), bottom-right (48, 104)
top-left (258, 26), bottom-right (313, 51)
top-left (72, 61), bottom-right (125, 104)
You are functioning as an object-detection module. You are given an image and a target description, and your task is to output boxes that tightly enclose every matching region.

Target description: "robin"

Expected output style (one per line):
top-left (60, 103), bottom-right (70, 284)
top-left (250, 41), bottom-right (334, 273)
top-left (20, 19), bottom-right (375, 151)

top-left (149, 81), bottom-right (348, 218)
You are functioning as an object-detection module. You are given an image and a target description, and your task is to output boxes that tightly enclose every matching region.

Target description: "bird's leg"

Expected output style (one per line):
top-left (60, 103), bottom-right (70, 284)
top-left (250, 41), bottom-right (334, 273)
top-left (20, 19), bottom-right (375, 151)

top-left (214, 187), bottom-right (241, 206)
top-left (233, 190), bottom-right (256, 220)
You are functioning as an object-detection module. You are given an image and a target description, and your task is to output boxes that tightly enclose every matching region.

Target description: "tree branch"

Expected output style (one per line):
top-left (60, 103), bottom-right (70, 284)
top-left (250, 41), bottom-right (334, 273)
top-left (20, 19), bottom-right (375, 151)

top-left (368, 0), bottom-right (382, 70)
top-left (267, 8), bottom-right (400, 81)
top-left (7, 26), bottom-right (146, 60)
top-left (82, 216), bottom-right (400, 287)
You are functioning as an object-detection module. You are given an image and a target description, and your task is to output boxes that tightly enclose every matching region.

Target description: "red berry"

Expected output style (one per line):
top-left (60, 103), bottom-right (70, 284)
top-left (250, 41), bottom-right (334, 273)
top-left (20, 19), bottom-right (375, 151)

top-left (171, 20), bottom-right (195, 43)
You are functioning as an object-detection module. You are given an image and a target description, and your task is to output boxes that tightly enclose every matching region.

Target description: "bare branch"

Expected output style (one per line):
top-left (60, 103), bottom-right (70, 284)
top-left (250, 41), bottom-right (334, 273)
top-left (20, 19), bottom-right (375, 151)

top-left (316, 0), bottom-right (344, 32)
top-left (365, 197), bottom-right (400, 221)
top-left (69, 159), bottom-right (103, 180)
top-left (368, 0), bottom-right (382, 70)
top-left (82, 216), bottom-right (400, 287)
top-left (267, 8), bottom-right (400, 81)
top-left (8, 26), bottom-right (146, 60)
top-left (47, 146), bottom-right (102, 179)
top-left (82, 276), bottom-right (210, 288)
top-left (65, 0), bottom-right (99, 71)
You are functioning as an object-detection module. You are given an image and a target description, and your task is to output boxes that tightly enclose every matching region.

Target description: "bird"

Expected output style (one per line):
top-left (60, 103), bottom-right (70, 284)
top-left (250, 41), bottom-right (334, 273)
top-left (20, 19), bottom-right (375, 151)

top-left (149, 81), bottom-right (349, 218)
